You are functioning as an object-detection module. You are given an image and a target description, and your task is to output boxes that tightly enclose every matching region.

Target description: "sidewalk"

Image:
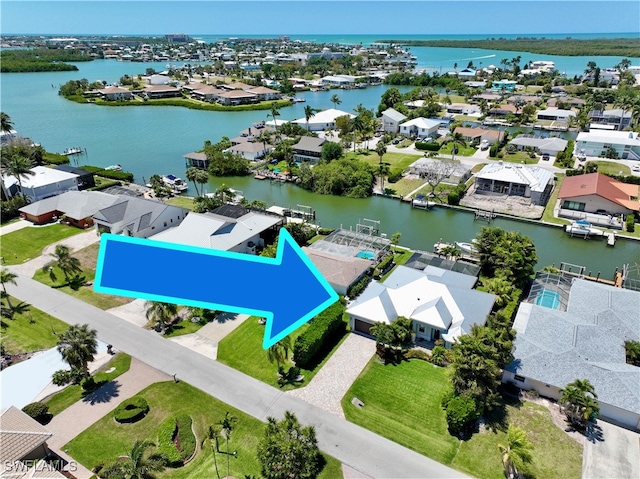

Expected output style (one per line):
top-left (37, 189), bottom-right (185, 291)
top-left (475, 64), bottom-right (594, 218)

top-left (0, 218), bottom-right (32, 236)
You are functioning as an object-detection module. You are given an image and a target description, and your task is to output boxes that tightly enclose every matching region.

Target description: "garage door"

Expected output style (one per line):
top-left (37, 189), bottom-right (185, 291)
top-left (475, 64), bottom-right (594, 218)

top-left (354, 319), bottom-right (373, 335)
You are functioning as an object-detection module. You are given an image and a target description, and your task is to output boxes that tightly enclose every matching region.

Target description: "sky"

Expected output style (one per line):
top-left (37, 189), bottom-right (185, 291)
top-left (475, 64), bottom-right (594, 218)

top-left (1, 1), bottom-right (639, 36)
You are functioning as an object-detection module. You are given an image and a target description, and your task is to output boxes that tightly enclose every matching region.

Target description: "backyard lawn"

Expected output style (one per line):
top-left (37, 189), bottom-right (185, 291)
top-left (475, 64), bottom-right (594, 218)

top-left (0, 223), bottom-right (84, 265)
top-left (64, 381), bottom-right (343, 479)
top-left (44, 353), bottom-right (132, 416)
top-left (166, 196), bottom-right (195, 211)
top-left (346, 150), bottom-right (421, 172)
top-left (541, 174), bottom-right (571, 225)
top-left (587, 160), bottom-right (631, 176)
top-left (217, 314), bottom-right (349, 390)
top-left (439, 142), bottom-right (476, 158)
top-left (0, 296), bottom-right (70, 354)
top-left (342, 358), bottom-right (582, 479)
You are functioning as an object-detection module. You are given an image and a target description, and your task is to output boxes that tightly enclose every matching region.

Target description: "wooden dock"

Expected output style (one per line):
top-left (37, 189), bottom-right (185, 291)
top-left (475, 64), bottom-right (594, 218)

top-left (474, 210), bottom-right (496, 222)
top-left (254, 174), bottom-right (266, 180)
top-left (605, 232), bottom-right (616, 246)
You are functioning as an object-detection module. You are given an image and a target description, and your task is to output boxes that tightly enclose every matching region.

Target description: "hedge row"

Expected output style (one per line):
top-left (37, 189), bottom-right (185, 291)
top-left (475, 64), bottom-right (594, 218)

top-left (113, 397), bottom-right (149, 423)
top-left (22, 402), bottom-right (50, 424)
top-left (293, 302), bottom-right (346, 369)
top-left (88, 180), bottom-right (121, 191)
top-left (79, 165), bottom-right (134, 182)
top-left (347, 274), bottom-right (371, 298)
top-left (414, 141), bottom-right (441, 151)
top-left (157, 414), bottom-right (195, 467)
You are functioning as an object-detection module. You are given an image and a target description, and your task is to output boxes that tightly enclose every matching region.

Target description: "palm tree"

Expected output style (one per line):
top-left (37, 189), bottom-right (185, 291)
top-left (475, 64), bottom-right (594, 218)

top-left (560, 378), bottom-right (599, 427)
top-left (330, 93), bottom-right (341, 109)
top-left (376, 141), bottom-right (388, 190)
top-left (144, 301), bottom-right (178, 332)
top-left (205, 424), bottom-right (222, 479)
top-left (267, 335), bottom-right (291, 375)
top-left (449, 132), bottom-right (466, 161)
top-left (219, 411), bottom-right (238, 478)
top-left (185, 167), bottom-right (209, 196)
top-left (42, 244), bottom-right (82, 284)
top-left (0, 268), bottom-right (17, 311)
top-left (497, 425), bottom-right (533, 479)
top-left (267, 104), bottom-right (280, 142)
top-left (303, 105), bottom-right (317, 131)
top-left (0, 112), bottom-right (14, 133)
top-left (56, 323), bottom-right (98, 378)
top-left (101, 439), bottom-right (167, 479)
top-left (1, 155), bottom-right (34, 198)
top-left (483, 276), bottom-right (513, 307)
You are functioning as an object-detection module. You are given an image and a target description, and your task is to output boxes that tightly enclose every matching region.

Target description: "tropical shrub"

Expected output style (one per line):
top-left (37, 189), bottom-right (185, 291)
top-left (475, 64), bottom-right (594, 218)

top-left (626, 214), bottom-right (635, 233)
top-left (79, 165), bottom-right (134, 182)
top-left (404, 348), bottom-right (430, 361)
top-left (22, 402), bottom-right (50, 424)
top-left (157, 414), bottom-right (195, 466)
top-left (445, 395), bottom-right (480, 435)
top-left (113, 397), bottom-right (150, 423)
top-left (293, 302), bottom-right (346, 368)
top-left (415, 141), bottom-right (441, 151)
top-left (346, 274), bottom-right (371, 298)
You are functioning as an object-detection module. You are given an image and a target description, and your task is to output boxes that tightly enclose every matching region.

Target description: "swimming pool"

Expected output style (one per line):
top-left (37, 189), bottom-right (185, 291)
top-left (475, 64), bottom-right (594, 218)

top-left (357, 250), bottom-right (376, 260)
top-left (535, 289), bottom-right (561, 309)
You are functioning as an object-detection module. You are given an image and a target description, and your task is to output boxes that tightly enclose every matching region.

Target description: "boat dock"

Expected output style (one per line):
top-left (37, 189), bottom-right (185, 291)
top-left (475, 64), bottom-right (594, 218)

top-left (474, 210), bottom-right (496, 222)
top-left (605, 232), bottom-right (616, 246)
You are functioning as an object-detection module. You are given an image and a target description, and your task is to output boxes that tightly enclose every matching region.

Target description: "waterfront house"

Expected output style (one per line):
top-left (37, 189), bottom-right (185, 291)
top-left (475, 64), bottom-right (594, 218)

top-left (320, 75), bottom-right (360, 87)
top-left (2, 166), bottom-right (79, 202)
top-left (346, 265), bottom-right (495, 346)
top-left (150, 206), bottom-right (285, 254)
top-left (188, 84), bottom-right (225, 101)
top-left (0, 406), bottom-right (64, 479)
top-left (491, 79), bottom-right (517, 92)
top-left (487, 103), bottom-right (517, 117)
top-left (292, 136), bottom-right (326, 163)
top-left (183, 151), bottom-right (209, 169)
top-left (19, 190), bottom-right (120, 227)
top-left (54, 165), bottom-right (95, 190)
top-left (453, 127), bottom-right (502, 146)
top-left (93, 196), bottom-right (188, 237)
top-left (147, 74), bottom-right (172, 85)
top-left (381, 108), bottom-right (407, 133)
top-left (575, 129), bottom-right (640, 160)
top-left (536, 108), bottom-right (576, 123)
top-left (142, 84), bottom-right (181, 99)
top-left (302, 248), bottom-right (371, 296)
top-left (246, 86), bottom-right (281, 101)
top-left (408, 159), bottom-right (472, 184)
top-left (503, 278), bottom-right (640, 431)
top-left (446, 103), bottom-right (481, 116)
top-left (399, 117), bottom-right (440, 139)
top-left (292, 108), bottom-right (355, 131)
top-left (588, 109), bottom-right (633, 131)
top-left (216, 89), bottom-right (258, 106)
top-left (225, 140), bottom-right (271, 161)
top-left (97, 85), bottom-right (133, 101)
top-left (509, 135), bottom-right (568, 156)
top-left (557, 172), bottom-right (639, 216)
top-left (473, 162), bottom-right (554, 206)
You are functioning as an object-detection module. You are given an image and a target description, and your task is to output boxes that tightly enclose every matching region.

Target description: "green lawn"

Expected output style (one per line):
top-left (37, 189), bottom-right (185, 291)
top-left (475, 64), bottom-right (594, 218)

top-left (342, 359), bottom-right (582, 479)
top-left (587, 160), bottom-right (631, 176)
top-left (165, 196), bottom-right (195, 211)
top-left (541, 174), bottom-right (570, 225)
top-left (440, 142), bottom-right (476, 158)
top-left (217, 315), bottom-right (349, 390)
top-left (0, 297), bottom-right (70, 354)
top-left (0, 223), bottom-right (84, 265)
top-left (501, 151), bottom-right (540, 164)
top-left (44, 353), bottom-right (132, 416)
top-left (346, 150), bottom-right (422, 172)
top-left (385, 177), bottom-right (424, 197)
top-left (32, 265), bottom-right (131, 310)
top-left (64, 381), bottom-right (343, 479)
top-left (162, 318), bottom-right (206, 338)
top-left (379, 248), bottom-right (414, 282)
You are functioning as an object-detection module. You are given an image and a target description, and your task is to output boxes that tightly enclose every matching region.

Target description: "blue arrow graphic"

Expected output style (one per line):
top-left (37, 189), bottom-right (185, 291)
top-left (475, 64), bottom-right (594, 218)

top-left (94, 229), bottom-right (338, 349)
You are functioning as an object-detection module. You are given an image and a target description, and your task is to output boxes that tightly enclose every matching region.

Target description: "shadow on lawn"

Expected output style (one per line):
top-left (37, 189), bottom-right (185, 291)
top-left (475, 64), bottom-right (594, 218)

top-left (82, 380), bottom-right (121, 405)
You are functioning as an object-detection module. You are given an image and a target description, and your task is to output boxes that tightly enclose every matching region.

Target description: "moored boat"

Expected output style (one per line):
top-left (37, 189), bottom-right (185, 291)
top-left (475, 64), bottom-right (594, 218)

top-left (64, 147), bottom-right (83, 155)
top-left (455, 240), bottom-right (479, 255)
top-left (105, 164), bottom-right (122, 171)
top-left (162, 174), bottom-right (188, 192)
top-left (565, 220), bottom-right (605, 237)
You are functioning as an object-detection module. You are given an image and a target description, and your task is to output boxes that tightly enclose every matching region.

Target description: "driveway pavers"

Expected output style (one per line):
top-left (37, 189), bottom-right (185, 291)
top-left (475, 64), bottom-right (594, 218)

top-left (583, 420), bottom-right (640, 479)
top-left (287, 333), bottom-right (375, 418)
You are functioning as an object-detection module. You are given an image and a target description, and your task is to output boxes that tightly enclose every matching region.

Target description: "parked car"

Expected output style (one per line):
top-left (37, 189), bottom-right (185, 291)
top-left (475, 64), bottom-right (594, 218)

top-left (480, 140), bottom-right (489, 150)
top-left (633, 164), bottom-right (640, 172)
top-left (542, 153), bottom-right (550, 161)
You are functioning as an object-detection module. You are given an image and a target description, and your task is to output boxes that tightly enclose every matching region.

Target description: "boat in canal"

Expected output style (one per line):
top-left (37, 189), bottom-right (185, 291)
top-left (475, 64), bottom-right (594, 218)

top-left (162, 174), bottom-right (188, 192)
top-left (565, 220), bottom-right (605, 238)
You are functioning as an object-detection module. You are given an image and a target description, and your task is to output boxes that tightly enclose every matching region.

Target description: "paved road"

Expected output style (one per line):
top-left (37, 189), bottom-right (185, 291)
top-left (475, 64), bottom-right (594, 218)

top-left (6, 273), bottom-right (467, 479)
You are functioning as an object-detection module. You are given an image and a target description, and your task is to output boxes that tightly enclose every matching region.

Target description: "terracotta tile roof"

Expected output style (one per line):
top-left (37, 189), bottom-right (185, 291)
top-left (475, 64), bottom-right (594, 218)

top-left (558, 173), bottom-right (639, 211)
top-left (0, 406), bottom-right (53, 463)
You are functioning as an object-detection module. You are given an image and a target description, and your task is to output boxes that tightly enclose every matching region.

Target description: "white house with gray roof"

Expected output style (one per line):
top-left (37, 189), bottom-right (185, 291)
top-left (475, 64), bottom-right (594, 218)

top-left (503, 279), bottom-right (640, 430)
top-left (292, 108), bottom-right (355, 131)
top-left (399, 117), bottom-right (440, 139)
top-left (473, 162), bottom-right (555, 206)
top-left (150, 209), bottom-right (284, 254)
top-left (509, 134), bottom-right (568, 156)
top-left (576, 129), bottom-right (640, 160)
top-left (93, 197), bottom-right (188, 238)
top-left (381, 108), bottom-right (407, 133)
top-left (346, 265), bottom-right (495, 346)
top-left (2, 166), bottom-right (79, 202)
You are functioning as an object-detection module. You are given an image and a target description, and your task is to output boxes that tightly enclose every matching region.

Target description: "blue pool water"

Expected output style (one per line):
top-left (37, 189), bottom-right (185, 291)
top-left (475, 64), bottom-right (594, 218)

top-left (357, 250), bottom-right (375, 260)
top-left (536, 290), bottom-right (561, 309)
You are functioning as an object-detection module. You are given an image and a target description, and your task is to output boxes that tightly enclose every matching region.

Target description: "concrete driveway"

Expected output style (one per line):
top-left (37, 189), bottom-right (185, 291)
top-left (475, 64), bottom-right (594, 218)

top-left (583, 420), bottom-right (640, 479)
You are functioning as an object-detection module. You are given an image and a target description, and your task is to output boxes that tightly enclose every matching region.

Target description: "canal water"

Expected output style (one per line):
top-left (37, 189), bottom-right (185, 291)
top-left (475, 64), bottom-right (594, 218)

top-left (1, 46), bottom-right (639, 277)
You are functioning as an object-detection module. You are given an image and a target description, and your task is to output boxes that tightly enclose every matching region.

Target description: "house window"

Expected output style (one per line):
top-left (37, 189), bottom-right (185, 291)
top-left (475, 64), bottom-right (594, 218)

top-left (164, 222), bottom-right (167, 227)
top-left (418, 324), bottom-right (426, 333)
top-left (514, 375), bottom-right (526, 383)
top-left (563, 201), bottom-right (585, 211)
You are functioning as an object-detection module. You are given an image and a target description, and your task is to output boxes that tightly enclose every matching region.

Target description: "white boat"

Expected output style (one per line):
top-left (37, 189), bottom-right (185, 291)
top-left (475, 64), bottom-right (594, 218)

top-left (565, 220), bottom-right (605, 237)
top-left (64, 147), bottom-right (83, 155)
top-left (105, 164), bottom-right (122, 171)
top-left (455, 241), bottom-right (479, 255)
top-left (292, 97), bottom-right (306, 103)
top-left (162, 174), bottom-right (188, 192)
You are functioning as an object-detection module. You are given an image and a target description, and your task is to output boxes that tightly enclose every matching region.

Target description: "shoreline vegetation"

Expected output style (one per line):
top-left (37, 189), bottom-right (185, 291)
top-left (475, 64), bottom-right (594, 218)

top-left (377, 37), bottom-right (640, 57)
top-left (0, 49), bottom-right (90, 73)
